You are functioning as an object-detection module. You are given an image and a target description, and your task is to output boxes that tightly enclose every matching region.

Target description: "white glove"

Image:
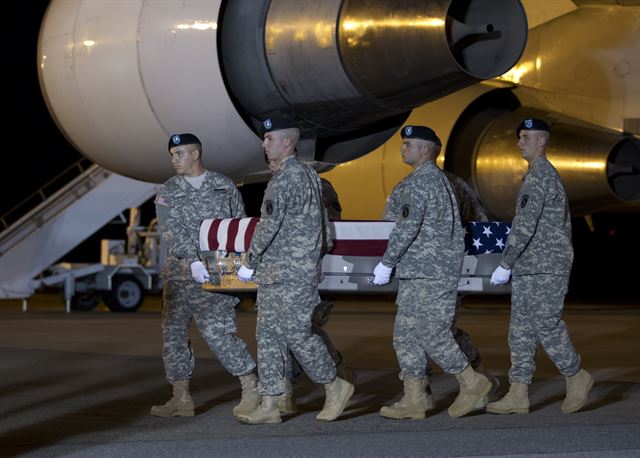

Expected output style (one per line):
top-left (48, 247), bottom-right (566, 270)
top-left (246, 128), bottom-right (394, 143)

top-left (190, 261), bottom-right (210, 284)
top-left (372, 262), bottom-right (393, 285)
top-left (490, 265), bottom-right (512, 285)
top-left (237, 265), bottom-right (255, 282)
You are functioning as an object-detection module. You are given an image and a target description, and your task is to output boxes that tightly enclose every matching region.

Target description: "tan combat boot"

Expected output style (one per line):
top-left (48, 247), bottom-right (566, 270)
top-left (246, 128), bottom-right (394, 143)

top-left (448, 365), bottom-right (491, 418)
top-left (562, 369), bottom-right (593, 414)
top-left (236, 395), bottom-right (281, 424)
top-left (316, 377), bottom-right (354, 421)
top-left (233, 373), bottom-right (261, 417)
top-left (424, 376), bottom-right (436, 411)
top-left (277, 378), bottom-right (297, 416)
top-left (150, 379), bottom-right (195, 417)
top-left (474, 363), bottom-right (500, 396)
top-left (486, 382), bottom-right (529, 414)
top-left (380, 376), bottom-right (433, 420)
top-left (473, 363), bottom-right (500, 409)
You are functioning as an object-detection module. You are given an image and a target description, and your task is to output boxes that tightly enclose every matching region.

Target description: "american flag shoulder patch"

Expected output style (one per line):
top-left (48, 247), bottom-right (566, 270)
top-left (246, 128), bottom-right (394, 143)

top-left (155, 196), bottom-right (169, 206)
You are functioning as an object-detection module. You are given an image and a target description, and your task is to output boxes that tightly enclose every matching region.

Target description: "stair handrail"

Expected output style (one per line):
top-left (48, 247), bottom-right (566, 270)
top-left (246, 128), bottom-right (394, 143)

top-left (0, 158), bottom-right (93, 230)
top-left (0, 163), bottom-right (113, 256)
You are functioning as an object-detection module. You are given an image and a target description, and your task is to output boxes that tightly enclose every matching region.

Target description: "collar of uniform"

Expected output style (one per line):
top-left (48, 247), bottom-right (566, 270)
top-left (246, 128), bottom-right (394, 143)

top-left (280, 155), bottom-right (296, 169)
top-left (178, 170), bottom-right (210, 191)
top-left (527, 155), bottom-right (548, 172)
top-left (413, 160), bottom-right (436, 175)
top-left (522, 156), bottom-right (548, 182)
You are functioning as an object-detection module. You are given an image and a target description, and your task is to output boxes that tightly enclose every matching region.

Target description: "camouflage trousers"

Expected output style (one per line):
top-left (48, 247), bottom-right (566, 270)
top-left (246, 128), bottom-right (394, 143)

top-left (394, 279), bottom-right (469, 378)
top-left (256, 284), bottom-right (337, 395)
top-left (285, 296), bottom-right (341, 382)
top-left (161, 280), bottom-right (256, 381)
top-left (425, 294), bottom-right (481, 375)
top-left (509, 274), bottom-right (581, 384)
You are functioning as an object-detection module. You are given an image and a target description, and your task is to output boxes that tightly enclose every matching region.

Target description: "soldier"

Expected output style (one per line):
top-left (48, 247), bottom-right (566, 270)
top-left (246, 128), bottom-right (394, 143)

top-left (278, 175), bottom-right (355, 416)
top-left (151, 133), bottom-right (259, 418)
top-left (442, 170), bottom-right (499, 389)
top-left (265, 159), bottom-right (350, 414)
top-left (382, 147), bottom-right (499, 413)
top-left (235, 117), bottom-right (354, 424)
top-left (487, 119), bottom-right (593, 414)
top-left (373, 125), bottom-right (491, 420)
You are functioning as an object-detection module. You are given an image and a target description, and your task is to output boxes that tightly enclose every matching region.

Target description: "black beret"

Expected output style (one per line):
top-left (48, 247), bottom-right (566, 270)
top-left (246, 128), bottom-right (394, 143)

top-left (516, 118), bottom-right (550, 136)
top-left (261, 116), bottom-right (299, 135)
top-left (400, 125), bottom-right (442, 146)
top-left (168, 133), bottom-right (201, 150)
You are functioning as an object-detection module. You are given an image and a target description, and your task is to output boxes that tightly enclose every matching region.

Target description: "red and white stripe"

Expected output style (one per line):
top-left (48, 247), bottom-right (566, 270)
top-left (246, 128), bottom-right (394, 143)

top-left (200, 218), bottom-right (394, 256)
top-left (199, 217), bottom-right (259, 252)
top-left (330, 221), bottom-right (394, 256)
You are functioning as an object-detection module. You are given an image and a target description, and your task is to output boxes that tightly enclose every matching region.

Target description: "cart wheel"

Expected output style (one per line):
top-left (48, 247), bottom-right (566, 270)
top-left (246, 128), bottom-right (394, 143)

top-left (70, 292), bottom-right (100, 311)
top-left (103, 275), bottom-right (145, 312)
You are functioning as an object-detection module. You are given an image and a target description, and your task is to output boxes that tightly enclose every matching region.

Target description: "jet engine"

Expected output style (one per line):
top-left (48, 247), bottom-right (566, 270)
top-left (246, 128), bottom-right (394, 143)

top-left (37, 0), bottom-right (527, 183)
top-left (445, 89), bottom-right (640, 219)
top-left (322, 86), bottom-right (639, 220)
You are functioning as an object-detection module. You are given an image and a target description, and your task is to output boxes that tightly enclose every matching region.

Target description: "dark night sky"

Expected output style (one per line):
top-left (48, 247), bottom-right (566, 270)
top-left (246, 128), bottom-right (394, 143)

top-left (4, 1), bottom-right (639, 301)
top-left (4, 1), bottom-right (83, 216)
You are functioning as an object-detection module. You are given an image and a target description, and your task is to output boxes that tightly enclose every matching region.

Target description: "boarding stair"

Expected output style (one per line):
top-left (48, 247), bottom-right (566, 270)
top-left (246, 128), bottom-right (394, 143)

top-left (0, 161), bottom-right (156, 300)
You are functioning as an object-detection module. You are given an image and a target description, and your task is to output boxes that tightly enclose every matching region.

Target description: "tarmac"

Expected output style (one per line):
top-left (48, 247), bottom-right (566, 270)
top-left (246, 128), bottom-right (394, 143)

top-left (1, 293), bottom-right (639, 457)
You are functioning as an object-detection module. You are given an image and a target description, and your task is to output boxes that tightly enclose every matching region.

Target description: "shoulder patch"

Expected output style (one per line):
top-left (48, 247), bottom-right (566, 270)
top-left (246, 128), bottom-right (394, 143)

top-left (520, 194), bottom-right (529, 208)
top-left (155, 196), bottom-right (169, 206)
top-left (401, 204), bottom-right (410, 218)
top-left (265, 200), bottom-right (274, 215)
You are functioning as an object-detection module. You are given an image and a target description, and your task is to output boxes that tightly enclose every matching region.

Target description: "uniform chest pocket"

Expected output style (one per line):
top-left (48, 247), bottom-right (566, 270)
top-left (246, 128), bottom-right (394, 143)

top-left (207, 189), bottom-right (232, 216)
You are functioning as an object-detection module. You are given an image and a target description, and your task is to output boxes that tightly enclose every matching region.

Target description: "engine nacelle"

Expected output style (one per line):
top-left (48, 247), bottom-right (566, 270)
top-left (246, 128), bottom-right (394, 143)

top-left (38, 0), bottom-right (527, 183)
top-left (445, 90), bottom-right (640, 220)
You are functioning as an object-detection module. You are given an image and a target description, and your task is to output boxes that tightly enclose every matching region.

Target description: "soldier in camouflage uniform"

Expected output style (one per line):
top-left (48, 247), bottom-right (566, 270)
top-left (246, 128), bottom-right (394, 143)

top-left (382, 150), bottom-right (499, 410)
top-left (442, 171), bottom-right (491, 224)
top-left (313, 178), bottom-right (350, 377)
top-left (151, 133), bottom-right (259, 418)
top-left (263, 160), bottom-right (353, 415)
top-left (373, 125), bottom-right (491, 420)
top-left (235, 117), bottom-right (354, 424)
top-left (272, 171), bottom-right (354, 416)
top-left (487, 119), bottom-right (593, 415)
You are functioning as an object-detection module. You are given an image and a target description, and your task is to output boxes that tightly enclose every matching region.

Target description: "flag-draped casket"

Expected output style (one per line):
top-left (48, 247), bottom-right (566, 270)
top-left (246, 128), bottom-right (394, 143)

top-left (199, 218), bottom-right (511, 293)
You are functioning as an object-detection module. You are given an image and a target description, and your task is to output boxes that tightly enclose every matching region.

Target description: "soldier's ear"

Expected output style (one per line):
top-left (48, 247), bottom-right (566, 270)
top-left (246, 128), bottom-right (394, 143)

top-left (538, 133), bottom-right (549, 148)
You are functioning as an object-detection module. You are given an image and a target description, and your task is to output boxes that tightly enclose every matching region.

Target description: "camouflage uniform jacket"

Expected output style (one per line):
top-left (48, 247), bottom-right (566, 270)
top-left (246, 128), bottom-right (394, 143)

top-left (155, 170), bottom-right (245, 281)
top-left (443, 171), bottom-right (489, 222)
top-left (385, 171), bottom-right (489, 224)
top-left (499, 157), bottom-right (573, 275)
top-left (246, 156), bottom-right (330, 285)
top-left (382, 161), bottom-right (464, 285)
top-left (321, 178), bottom-right (342, 220)
top-left (383, 174), bottom-right (411, 221)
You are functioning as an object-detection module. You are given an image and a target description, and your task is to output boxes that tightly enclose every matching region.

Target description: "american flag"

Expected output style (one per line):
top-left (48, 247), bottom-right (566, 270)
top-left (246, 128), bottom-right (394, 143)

top-left (201, 218), bottom-right (512, 257)
top-left (464, 222), bottom-right (511, 255)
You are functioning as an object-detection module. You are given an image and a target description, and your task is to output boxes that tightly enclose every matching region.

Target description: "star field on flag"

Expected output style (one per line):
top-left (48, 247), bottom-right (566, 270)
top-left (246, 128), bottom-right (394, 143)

top-left (464, 222), bottom-right (512, 255)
